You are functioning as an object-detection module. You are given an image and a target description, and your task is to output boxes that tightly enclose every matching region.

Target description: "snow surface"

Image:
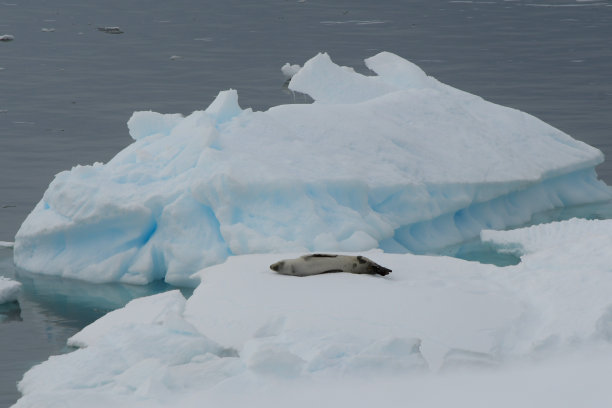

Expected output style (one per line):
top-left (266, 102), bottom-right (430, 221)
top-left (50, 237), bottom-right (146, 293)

top-left (13, 51), bottom-right (612, 286)
top-left (0, 276), bottom-right (21, 304)
top-left (13, 219), bottom-right (612, 407)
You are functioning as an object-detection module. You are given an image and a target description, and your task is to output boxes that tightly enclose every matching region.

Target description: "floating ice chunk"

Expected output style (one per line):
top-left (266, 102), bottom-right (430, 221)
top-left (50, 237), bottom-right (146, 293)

top-left (18, 322), bottom-right (229, 405)
top-left (0, 241), bottom-right (14, 248)
top-left (281, 62), bottom-right (301, 78)
top-left (0, 34), bottom-right (14, 41)
top-left (14, 238), bottom-right (612, 406)
top-left (0, 277), bottom-right (21, 304)
top-left (97, 26), bottom-right (123, 34)
top-left (68, 290), bottom-right (188, 348)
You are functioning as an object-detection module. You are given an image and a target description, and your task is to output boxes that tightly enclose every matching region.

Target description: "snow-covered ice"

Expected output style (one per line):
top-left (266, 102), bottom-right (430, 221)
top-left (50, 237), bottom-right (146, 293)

top-left (13, 217), bottom-right (612, 407)
top-left (13, 51), bottom-right (611, 286)
top-left (0, 276), bottom-right (21, 304)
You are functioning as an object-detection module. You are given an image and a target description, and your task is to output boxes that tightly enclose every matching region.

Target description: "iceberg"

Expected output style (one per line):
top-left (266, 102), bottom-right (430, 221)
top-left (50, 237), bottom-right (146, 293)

top-left (14, 217), bottom-right (612, 407)
top-left (13, 52), bottom-right (611, 286)
top-left (0, 277), bottom-right (21, 304)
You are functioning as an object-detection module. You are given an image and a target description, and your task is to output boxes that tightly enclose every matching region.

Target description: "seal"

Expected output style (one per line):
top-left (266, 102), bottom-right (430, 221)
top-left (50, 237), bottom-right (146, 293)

top-left (270, 254), bottom-right (391, 277)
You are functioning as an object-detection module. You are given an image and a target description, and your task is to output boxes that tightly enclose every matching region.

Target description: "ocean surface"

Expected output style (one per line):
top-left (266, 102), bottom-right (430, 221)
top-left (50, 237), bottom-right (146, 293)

top-left (1, 0), bottom-right (611, 406)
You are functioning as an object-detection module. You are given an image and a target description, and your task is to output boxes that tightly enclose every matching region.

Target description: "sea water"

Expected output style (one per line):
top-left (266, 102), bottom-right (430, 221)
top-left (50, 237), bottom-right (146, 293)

top-left (1, 0), bottom-right (611, 406)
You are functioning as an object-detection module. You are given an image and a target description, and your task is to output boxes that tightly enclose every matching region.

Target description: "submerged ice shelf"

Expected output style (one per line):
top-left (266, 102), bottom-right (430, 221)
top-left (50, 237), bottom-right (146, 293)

top-left (13, 51), bottom-right (612, 286)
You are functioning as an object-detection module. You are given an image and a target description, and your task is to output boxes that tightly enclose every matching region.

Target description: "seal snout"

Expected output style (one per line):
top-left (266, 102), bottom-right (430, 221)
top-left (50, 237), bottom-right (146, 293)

top-left (372, 265), bottom-right (392, 276)
top-left (270, 261), bottom-right (283, 272)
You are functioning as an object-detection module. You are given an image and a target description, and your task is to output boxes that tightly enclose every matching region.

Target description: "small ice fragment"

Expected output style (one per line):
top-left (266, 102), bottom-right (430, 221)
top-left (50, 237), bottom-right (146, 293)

top-left (0, 241), bottom-right (14, 248)
top-left (41, 28), bottom-right (56, 32)
top-left (0, 277), bottom-right (21, 304)
top-left (97, 27), bottom-right (123, 34)
top-left (0, 34), bottom-right (15, 41)
top-left (281, 63), bottom-right (301, 78)
top-left (170, 55), bottom-right (182, 60)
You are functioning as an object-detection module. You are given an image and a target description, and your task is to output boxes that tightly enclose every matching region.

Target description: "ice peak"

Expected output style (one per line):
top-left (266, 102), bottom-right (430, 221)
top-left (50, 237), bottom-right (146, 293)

top-left (205, 89), bottom-right (243, 125)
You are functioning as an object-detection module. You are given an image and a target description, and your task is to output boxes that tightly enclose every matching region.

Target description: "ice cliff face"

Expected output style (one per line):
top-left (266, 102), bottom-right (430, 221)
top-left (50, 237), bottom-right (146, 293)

top-left (13, 52), bottom-right (611, 286)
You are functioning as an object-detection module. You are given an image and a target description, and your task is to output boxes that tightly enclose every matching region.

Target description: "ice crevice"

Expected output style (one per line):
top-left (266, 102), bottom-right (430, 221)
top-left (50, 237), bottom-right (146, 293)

top-left (13, 51), bottom-right (612, 286)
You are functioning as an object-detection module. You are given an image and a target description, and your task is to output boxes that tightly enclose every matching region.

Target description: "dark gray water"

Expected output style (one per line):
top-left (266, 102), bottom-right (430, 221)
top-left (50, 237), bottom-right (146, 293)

top-left (1, 0), bottom-right (611, 406)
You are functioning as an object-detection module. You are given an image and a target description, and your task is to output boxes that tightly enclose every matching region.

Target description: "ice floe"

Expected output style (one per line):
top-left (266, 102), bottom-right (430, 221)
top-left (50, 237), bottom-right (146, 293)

top-left (13, 218), bottom-right (612, 406)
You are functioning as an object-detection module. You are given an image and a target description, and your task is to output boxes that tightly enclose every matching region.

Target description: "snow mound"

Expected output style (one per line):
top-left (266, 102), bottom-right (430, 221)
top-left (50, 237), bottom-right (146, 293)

top-left (14, 51), bottom-right (611, 286)
top-left (0, 276), bottom-right (21, 304)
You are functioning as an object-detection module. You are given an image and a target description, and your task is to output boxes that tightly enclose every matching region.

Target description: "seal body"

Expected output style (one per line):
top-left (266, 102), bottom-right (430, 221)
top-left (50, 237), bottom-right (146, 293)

top-left (270, 254), bottom-right (391, 277)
